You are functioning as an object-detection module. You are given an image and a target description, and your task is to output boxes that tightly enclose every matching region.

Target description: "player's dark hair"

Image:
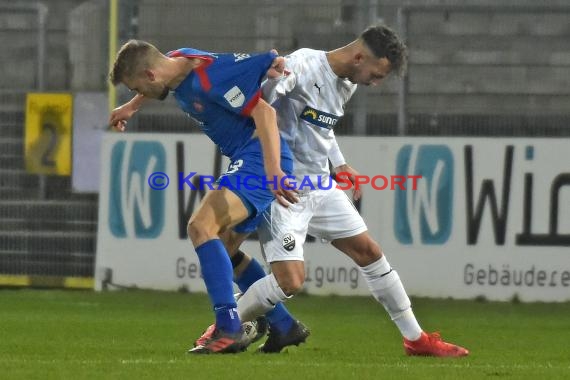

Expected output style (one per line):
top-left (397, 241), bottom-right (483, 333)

top-left (359, 25), bottom-right (408, 76)
top-left (109, 39), bottom-right (161, 85)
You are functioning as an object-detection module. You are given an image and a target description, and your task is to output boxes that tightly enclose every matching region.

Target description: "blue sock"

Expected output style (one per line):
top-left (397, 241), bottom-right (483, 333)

top-left (235, 258), bottom-right (294, 334)
top-left (234, 257), bottom-right (266, 291)
top-left (196, 239), bottom-right (240, 333)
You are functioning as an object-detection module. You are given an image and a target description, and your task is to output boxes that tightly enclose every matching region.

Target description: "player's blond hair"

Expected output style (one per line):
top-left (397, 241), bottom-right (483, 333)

top-left (109, 40), bottom-right (163, 85)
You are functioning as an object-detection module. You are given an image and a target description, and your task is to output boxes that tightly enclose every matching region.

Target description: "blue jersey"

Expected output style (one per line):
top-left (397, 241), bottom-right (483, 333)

top-left (168, 48), bottom-right (277, 159)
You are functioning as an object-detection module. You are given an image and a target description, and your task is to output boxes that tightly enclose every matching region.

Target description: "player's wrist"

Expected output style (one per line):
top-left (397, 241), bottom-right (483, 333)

top-left (334, 164), bottom-right (350, 173)
top-left (264, 167), bottom-right (282, 178)
top-left (263, 159), bottom-right (281, 172)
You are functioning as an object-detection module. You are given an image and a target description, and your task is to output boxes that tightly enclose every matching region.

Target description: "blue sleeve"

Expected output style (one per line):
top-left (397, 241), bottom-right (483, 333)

top-left (206, 51), bottom-right (277, 116)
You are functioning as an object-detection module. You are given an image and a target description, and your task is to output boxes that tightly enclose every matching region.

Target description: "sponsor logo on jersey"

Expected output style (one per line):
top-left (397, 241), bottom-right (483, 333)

top-left (299, 106), bottom-right (340, 129)
top-left (224, 86), bottom-right (245, 107)
top-left (282, 233), bottom-right (296, 251)
top-left (233, 53), bottom-right (250, 62)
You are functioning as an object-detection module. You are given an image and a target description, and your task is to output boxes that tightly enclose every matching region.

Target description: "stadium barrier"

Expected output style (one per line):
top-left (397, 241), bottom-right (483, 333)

top-left (95, 133), bottom-right (570, 302)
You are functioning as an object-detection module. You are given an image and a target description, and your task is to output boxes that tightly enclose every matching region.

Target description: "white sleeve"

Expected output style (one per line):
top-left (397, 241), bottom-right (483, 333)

top-left (262, 72), bottom-right (296, 104)
top-left (328, 134), bottom-right (346, 168)
top-left (261, 56), bottom-right (299, 104)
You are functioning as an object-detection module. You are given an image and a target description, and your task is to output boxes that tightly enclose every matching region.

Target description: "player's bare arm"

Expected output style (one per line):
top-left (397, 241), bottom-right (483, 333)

top-left (266, 51), bottom-right (285, 79)
top-left (328, 137), bottom-right (362, 200)
top-left (109, 93), bottom-right (148, 131)
top-left (250, 98), bottom-right (298, 206)
top-left (334, 164), bottom-right (362, 201)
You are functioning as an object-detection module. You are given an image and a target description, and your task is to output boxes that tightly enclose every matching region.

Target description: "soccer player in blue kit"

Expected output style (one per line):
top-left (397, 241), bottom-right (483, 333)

top-left (108, 40), bottom-right (300, 354)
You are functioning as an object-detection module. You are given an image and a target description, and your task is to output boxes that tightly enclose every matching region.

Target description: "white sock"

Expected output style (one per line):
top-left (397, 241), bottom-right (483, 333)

top-left (360, 255), bottom-right (423, 341)
top-left (236, 273), bottom-right (290, 322)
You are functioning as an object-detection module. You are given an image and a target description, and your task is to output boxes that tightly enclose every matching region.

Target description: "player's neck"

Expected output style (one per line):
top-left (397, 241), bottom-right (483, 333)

top-left (327, 41), bottom-right (356, 78)
top-left (326, 46), bottom-right (353, 79)
top-left (166, 57), bottom-right (204, 90)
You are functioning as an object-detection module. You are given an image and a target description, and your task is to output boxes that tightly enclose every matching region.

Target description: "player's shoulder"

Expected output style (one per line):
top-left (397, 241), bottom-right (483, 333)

top-left (286, 48), bottom-right (325, 73)
top-left (288, 48), bottom-right (324, 61)
top-left (167, 47), bottom-right (214, 58)
top-left (212, 51), bottom-right (275, 71)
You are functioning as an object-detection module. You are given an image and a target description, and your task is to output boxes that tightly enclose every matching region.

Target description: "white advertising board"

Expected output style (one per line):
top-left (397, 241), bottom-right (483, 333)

top-left (72, 92), bottom-right (107, 192)
top-left (95, 134), bottom-right (570, 302)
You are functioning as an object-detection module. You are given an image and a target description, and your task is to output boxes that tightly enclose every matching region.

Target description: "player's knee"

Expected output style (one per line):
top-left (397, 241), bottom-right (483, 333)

top-left (279, 281), bottom-right (304, 296)
top-left (187, 219), bottom-right (216, 245)
top-left (186, 221), bottom-right (200, 244)
top-left (365, 239), bottom-right (382, 259)
top-left (270, 261), bottom-right (305, 296)
top-left (353, 239), bottom-right (383, 266)
top-left (275, 274), bottom-right (305, 296)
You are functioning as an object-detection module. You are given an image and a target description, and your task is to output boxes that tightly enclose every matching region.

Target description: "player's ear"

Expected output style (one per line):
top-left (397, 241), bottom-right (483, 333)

top-left (354, 52), bottom-right (365, 66)
top-left (144, 69), bottom-right (156, 81)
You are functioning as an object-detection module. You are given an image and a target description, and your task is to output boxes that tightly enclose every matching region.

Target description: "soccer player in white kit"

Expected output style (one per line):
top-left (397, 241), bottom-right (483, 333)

top-left (197, 25), bottom-right (469, 356)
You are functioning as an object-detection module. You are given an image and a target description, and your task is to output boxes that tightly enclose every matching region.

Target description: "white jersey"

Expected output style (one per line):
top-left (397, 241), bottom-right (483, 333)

top-left (263, 48), bottom-right (357, 185)
top-left (259, 49), bottom-right (366, 261)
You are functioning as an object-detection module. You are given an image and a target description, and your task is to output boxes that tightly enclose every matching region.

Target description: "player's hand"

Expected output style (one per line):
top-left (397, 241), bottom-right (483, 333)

top-left (109, 103), bottom-right (136, 132)
top-left (335, 164), bottom-right (362, 201)
top-left (266, 49), bottom-right (285, 79)
top-left (268, 168), bottom-right (299, 207)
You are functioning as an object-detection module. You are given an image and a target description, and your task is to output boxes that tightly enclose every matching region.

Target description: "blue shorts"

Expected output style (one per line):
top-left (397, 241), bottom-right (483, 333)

top-left (217, 137), bottom-right (293, 234)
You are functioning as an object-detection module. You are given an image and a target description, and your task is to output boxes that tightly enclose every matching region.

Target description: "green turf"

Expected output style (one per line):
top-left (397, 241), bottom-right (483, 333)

top-left (1, 289), bottom-right (569, 379)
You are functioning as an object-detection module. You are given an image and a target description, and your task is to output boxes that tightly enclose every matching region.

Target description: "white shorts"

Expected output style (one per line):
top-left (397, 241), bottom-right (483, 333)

top-left (258, 185), bottom-right (367, 263)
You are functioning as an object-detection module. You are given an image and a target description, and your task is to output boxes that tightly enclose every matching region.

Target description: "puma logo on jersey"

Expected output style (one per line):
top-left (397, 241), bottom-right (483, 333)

top-left (299, 106), bottom-right (340, 129)
top-left (314, 82), bottom-right (323, 94)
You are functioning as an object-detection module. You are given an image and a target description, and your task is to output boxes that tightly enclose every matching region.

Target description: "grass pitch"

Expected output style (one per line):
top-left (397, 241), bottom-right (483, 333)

top-left (0, 289), bottom-right (569, 380)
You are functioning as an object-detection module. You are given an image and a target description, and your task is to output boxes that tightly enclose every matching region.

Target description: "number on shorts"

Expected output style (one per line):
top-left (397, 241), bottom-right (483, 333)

top-left (226, 159), bottom-right (243, 174)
